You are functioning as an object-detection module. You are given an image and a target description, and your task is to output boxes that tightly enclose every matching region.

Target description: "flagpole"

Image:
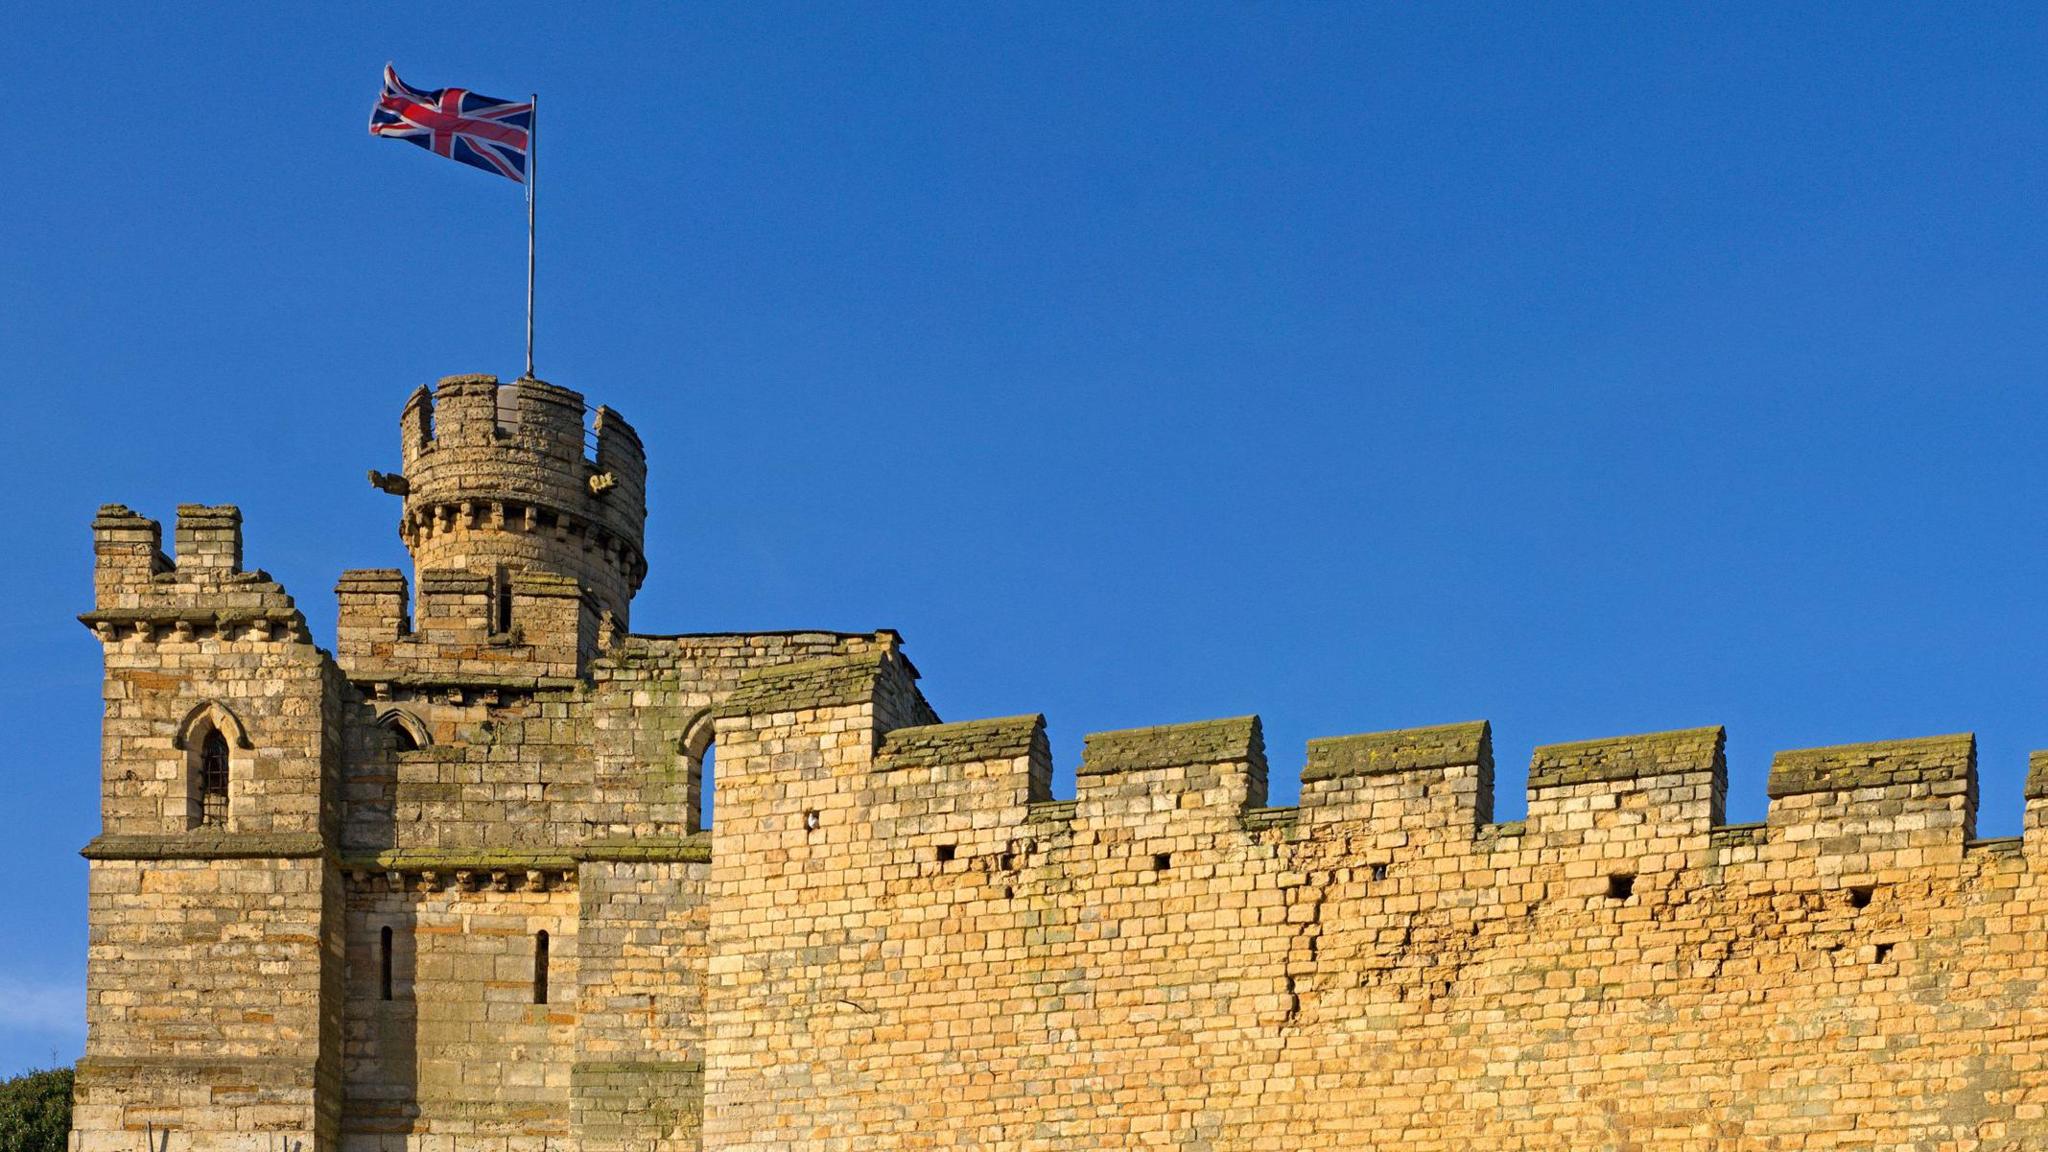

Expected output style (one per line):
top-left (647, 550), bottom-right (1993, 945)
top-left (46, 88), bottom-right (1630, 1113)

top-left (525, 92), bottom-right (538, 380)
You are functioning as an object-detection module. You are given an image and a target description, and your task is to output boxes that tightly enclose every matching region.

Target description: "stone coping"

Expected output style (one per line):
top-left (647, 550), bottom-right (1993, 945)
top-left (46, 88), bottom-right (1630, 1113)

top-left (876, 715), bottom-right (1046, 772)
top-left (82, 833), bottom-right (325, 860)
top-left (714, 652), bottom-right (887, 718)
top-left (1530, 726), bottom-right (1725, 790)
top-left (1766, 733), bottom-right (1974, 799)
top-left (1303, 721), bottom-right (1491, 783)
top-left (1079, 716), bottom-right (1264, 776)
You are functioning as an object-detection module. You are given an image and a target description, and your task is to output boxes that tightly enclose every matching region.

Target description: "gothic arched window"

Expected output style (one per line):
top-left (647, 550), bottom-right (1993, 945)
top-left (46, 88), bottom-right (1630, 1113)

top-left (198, 729), bottom-right (230, 828)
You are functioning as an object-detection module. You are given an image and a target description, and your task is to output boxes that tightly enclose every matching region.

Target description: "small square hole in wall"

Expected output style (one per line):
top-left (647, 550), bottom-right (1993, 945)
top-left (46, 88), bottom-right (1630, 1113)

top-left (1848, 885), bottom-right (1874, 910)
top-left (1606, 874), bottom-right (1635, 900)
top-left (1873, 942), bottom-right (1894, 964)
top-left (935, 844), bottom-right (956, 863)
top-left (1370, 862), bottom-right (1389, 882)
top-left (1153, 853), bottom-right (1172, 872)
top-left (803, 810), bottom-right (821, 832)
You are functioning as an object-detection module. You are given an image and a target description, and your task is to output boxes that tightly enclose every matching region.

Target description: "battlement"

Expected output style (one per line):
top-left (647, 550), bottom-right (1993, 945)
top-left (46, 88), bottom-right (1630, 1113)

top-left (386, 374), bottom-right (648, 635)
top-left (705, 657), bottom-right (2036, 880)
top-left (333, 564), bottom-right (593, 685)
top-left (84, 504), bottom-right (309, 642)
top-left (171, 503), bottom-right (242, 573)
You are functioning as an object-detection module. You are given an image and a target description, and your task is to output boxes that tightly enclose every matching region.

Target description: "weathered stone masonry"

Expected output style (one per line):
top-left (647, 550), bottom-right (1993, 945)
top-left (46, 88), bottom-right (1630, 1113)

top-left (74, 373), bottom-right (2048, 1151)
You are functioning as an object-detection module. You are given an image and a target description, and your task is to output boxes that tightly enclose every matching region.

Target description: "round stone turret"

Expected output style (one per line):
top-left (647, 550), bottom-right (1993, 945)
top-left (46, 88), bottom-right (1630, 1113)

top-left (394, 374), bottom-right (647, 630)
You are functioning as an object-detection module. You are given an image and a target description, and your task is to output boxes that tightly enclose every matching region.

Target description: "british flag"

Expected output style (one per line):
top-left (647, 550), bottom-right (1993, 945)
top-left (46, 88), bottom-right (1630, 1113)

top-left (369, 65), bottom-right (532, 182)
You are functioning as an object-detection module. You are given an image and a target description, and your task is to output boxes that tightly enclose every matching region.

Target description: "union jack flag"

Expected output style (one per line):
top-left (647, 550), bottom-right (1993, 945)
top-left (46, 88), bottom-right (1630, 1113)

top-left (368, 65), bottom-right (532, 183)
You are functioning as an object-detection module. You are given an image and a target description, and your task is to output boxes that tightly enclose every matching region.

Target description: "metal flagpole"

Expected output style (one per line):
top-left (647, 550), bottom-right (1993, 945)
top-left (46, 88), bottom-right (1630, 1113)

top-left (525, 92), bottom-right (538, 379)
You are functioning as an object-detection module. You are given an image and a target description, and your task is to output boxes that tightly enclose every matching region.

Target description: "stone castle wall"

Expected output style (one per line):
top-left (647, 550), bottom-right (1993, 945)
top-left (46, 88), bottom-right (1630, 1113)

top-left (71, 375), bottom-right (2048, 1152)
top-left (701, 656), bottom-right (2048, 1149)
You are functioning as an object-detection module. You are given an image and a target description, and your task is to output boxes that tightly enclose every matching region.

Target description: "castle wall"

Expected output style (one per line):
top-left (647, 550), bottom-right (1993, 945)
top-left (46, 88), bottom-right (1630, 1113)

top-left (701, 654), bottom-right (2048, 1151)
top-left (572, 858), bottom-right (711, 1152)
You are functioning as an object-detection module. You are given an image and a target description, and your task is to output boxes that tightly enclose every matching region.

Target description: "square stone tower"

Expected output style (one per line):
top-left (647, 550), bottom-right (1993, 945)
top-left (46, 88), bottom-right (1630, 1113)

top-left (73, 375), bottom-right (918, 1152)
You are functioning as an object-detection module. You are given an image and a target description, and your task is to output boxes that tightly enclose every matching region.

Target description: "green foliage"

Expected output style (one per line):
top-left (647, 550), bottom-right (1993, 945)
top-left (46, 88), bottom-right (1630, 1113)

top-left (0, 1066), bottom-right (73, 1152)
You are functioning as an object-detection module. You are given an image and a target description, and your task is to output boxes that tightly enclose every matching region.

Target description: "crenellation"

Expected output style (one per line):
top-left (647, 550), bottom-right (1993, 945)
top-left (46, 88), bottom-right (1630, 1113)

top-left (1299, 721), bottom-right (1494, 837)
top-left (91, 504), bottom-right (171, 602)
top-left (1766, 732), bottom-right (1976, 799)
top-left (589, 406), bottom-right (646, 517)
top-left (1766, 734), bottom-right (1979, 864)
top-left (1076, 716), bottom-right (1269, 834)
top-left (874, 714), bottom-right (1049, 777)
top-left (411, 568), bottom-right (495, 639)
top-left (1523, 728), bottom-right (1728, 872)
top-left (173, 503), bottom-right (243, 574)
top-left (335, 569), bottom-right (409, 661)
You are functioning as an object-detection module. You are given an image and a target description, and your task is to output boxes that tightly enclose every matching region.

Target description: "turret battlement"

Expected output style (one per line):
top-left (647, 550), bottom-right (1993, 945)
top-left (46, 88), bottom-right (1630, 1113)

top-left (386, 374), bottom-right (647, 639)
top-left (83, 504), bottom-right (309, 643)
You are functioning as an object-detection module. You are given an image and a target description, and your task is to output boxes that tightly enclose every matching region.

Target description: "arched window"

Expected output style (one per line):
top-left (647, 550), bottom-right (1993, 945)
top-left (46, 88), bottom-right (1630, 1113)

top-left (698, 741), bottom-right (717, 831)
top-left (377, 709), bottom-right (431, 753)
top-left (533, 930), bottom-right (550, 1005)
top-left (175, 701), bottom-right (249, 832)
top-left (198, 730), bottom-right (230, 828)
top-left (681, 709), bottom-right (717, 834)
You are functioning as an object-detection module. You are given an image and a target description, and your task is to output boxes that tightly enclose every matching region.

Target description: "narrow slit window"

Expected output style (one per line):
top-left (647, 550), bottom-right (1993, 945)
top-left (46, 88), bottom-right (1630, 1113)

top-left (198, 730), bottom-right (230, 828)
top-left (379, 926), bottom-right (394, 1001)
top-left (533, 930), bottom-right (550, 1005)
top-left (494, 568), bottom-right (514, 634)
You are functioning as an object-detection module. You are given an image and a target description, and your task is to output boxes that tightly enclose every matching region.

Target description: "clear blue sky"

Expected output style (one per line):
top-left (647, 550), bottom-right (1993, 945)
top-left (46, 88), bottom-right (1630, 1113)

top-left (3, 3), bottom-right (2045, 1076)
